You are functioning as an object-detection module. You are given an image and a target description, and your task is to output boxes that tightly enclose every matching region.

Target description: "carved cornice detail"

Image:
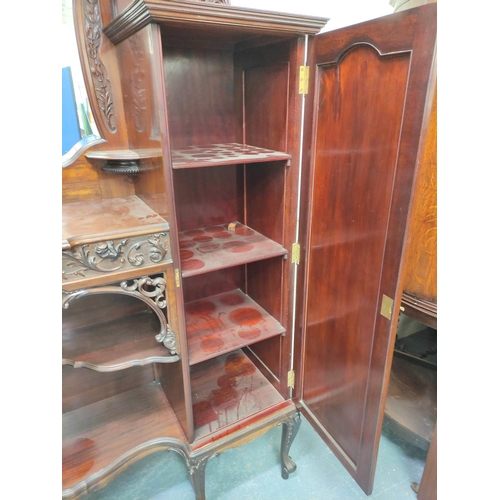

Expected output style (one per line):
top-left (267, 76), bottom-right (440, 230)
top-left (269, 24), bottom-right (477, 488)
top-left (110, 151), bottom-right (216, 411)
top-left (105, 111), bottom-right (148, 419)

top-left (62, 276), bottom-right (178, 355)
top-left (82, 0), bottom-right (116, 132)
top-left (103, 0), bottom-right (328, 46)
top-left (62, 232), bottom-right (171, 282)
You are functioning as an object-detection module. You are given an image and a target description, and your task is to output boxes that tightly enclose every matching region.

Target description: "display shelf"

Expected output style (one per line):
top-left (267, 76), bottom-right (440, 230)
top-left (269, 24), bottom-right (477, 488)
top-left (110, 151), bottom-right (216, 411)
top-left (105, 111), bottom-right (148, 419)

top-left (190, 350), bottom-right (285, 440)
top-left (185, 289), bottom-right (285, 365)
top-left (171, 143), bottom-right (290, 169)
top-left (384, 353), bottom-right (437, 451)
top-left (62, 195), bottom-right (168, 248)
top-left (62, 382), bottom-right (186, 497)
top-left (63, 311), bottom-right (179, 371)
top-left (179, 222), bottom-right (287, 277)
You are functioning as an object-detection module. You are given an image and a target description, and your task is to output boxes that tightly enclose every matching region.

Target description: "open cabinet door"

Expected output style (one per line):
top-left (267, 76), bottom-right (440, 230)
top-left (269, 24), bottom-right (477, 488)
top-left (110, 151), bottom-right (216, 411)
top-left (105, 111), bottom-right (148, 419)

top-left (297, 4), bottom-right (436, 495)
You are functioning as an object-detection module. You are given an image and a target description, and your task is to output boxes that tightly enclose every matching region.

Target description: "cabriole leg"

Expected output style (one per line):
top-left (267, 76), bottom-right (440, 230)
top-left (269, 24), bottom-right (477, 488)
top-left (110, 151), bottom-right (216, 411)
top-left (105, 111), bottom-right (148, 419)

top-left (280, 411), bottom-right (301, 479)
top-left (187, 454), bottom-right (213, 500)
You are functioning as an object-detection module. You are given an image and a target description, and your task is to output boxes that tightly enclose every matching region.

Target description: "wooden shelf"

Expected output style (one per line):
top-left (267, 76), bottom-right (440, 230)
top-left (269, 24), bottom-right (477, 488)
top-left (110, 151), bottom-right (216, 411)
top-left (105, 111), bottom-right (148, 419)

top-left (171, 143), bottom-right (290, 169)
top-left (190, 350), bottom-right (284, 440)
top-left (62, 195), bottom-right (169, 249)
top-left (384, 353), bottom-right (437, 451)
top-left (179, 222), bottom-right (287, 277)
top-left (185, 289), bottom-right (285, 365)
top-left (63, 311), bottom-right (178, 371)
top-left (62, 382), bottom-right (186, 496)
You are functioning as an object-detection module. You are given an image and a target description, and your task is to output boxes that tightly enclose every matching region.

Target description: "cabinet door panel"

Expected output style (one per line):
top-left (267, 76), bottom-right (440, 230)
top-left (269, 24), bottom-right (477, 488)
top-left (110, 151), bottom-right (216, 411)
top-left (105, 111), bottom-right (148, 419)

top-left (299, 4), bottom-right (436, 494)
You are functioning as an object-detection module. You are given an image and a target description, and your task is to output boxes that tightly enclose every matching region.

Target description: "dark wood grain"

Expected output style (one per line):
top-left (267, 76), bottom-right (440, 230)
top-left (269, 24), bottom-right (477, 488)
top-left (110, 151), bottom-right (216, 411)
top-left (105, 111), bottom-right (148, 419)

top-left (63, 311), bottom-right (176, 370)
top-left (104, 0), bottom-right (328, 45)
top-left (163, 47), bottom-right (236, 149)
top-left (62, 293), bottom-right (147, 332)
top-left (171, 143), bottom-right (290, 169)
top-left (190, 350), bottom-right (284, 440)
top-left (62, 382), bottom-right (186, 495)
top-left (62, 196), bottom-right (169, 246)
top-left (62, 365), bottom-right (155, 413)
top-left (178, 222), bottom-right (287, 278)
top-left (235, 38), bottom-right (306, 396)
top-left (243, 63), bottom-right (289, 152)
top-left (185, 289), bottom-right (285, 365)
top-left (298, 4), bottom-right (437, 494)
top-left (173, 165), bottom-right (243, 231)
top-left (302, 45), bottom-right (410, 460)
top-left (63, 2), bottom-right (438, 497)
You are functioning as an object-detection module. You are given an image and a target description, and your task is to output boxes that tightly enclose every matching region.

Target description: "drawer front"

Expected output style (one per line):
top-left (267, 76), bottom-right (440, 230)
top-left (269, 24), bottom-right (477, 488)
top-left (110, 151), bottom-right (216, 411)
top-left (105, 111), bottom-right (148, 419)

top-left (62, 231), bottom-right (172, 288)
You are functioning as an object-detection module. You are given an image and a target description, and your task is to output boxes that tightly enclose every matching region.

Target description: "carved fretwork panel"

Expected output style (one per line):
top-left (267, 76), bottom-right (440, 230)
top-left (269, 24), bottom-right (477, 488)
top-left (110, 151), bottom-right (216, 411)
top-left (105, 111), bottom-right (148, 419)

top-left (62, 275), bottom-right (178, 355)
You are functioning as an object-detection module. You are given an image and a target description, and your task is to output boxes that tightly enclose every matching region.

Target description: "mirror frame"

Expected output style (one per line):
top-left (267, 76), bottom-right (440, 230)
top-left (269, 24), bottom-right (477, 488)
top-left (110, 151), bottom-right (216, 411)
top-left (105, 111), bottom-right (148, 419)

top-left (63, 0), bottom-right (115, 168)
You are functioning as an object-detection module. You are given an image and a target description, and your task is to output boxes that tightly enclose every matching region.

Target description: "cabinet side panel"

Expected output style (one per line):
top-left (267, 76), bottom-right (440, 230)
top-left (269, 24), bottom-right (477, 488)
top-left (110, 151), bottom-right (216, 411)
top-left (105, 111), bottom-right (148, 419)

top-left (302, 47), bottom-right (409, 466)
top-left (401, 90), bottom-right (437, 305)
top-left (243, 63), bottom-right (289, 151)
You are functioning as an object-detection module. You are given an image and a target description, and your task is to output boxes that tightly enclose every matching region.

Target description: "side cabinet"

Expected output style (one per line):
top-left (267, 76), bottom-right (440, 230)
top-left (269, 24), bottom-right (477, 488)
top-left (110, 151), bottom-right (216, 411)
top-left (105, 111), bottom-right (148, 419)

top-left (62, 1), bottom-right (437, 498)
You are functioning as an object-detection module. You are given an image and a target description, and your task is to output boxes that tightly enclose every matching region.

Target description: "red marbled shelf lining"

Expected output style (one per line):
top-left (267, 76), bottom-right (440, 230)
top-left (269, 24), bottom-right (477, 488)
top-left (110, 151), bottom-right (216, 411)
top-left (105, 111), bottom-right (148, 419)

top-left (171, 143), bottom-right (290, 169)
top-left (185, 288), bottom-right (285, 366)
top-left (190, 350), bottom-right (284, 439)
top-left (179, 222), bottom-right (287, 277)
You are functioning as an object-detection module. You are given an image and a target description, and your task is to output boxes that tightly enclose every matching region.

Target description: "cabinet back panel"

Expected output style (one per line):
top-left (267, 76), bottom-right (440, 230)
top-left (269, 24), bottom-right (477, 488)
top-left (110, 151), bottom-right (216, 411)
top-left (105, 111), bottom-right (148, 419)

top-left (302, 47), bottom-right (410, 464)
top-left (173, 165), bottom-right (244, 231)
top-left (62, 294), bottom-right (148, 332)
top-left (182, 267), bottom-right (245, 304)
top-left (245, 163), bottom-right (286, 244)
top-left (163, 47), bottom-right (236, 149)
top-left (62, 365), bottom-right (155, 413)
top-left (243, 63), bottom-right (289, 152)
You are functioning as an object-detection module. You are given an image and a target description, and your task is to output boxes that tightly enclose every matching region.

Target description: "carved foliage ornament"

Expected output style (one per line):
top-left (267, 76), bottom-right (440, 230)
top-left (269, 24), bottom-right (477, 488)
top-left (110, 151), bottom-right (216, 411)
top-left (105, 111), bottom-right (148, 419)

top-left (62, 232), bottom-right (170, 281)
top-left (128, 34), bottom-right (147, 133)
top-left (82, 0), bottom-right (116, 132)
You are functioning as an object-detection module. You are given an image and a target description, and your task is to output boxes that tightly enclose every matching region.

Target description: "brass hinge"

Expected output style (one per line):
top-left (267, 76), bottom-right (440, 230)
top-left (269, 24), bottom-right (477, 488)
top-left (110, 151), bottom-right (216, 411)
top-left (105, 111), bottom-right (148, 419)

top-left (287, 370), bottom-right (295, 388)
top-left (380, 294), bottom-right (394, 320)
top-left (175, 268), bottom-right (181, 288)
top-left (299, 66), bottom-right (309, 95)
top-left (291, 242), bottom-right (301, 265)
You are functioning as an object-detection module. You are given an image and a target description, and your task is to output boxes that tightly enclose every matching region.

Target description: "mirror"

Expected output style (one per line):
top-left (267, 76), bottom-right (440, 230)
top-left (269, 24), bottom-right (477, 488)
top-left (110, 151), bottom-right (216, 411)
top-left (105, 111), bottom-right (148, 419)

top-left (62, 0), bottom-right (103, 167)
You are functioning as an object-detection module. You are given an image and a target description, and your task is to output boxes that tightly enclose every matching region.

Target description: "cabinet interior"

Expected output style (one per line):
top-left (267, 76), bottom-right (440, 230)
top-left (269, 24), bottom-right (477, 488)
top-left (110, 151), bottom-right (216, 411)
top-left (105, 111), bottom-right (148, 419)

top-left (162, 35), bottom-right (296, 435)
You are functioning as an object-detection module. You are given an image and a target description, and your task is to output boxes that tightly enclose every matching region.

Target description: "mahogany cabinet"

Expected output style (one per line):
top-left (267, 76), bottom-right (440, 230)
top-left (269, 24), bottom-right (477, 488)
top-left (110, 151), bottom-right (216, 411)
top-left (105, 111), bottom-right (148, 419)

top-left (62, 1), bottom-right (437, 498)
